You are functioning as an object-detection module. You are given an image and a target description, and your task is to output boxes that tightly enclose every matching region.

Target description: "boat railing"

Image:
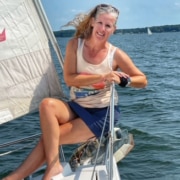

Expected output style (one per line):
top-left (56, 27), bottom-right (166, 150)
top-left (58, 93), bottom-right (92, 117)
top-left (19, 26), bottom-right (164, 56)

top-left (0, 133), bottom-right (41, 157)
top-left (0, 133), bottom-right (66, 160)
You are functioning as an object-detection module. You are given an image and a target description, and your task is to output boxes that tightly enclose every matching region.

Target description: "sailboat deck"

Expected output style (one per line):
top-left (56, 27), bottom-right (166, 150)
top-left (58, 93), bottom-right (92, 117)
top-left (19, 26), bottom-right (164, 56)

top-left (33, 163), bottom-right (108, 180)
top-left (57, 165), bottom-right (107, 180)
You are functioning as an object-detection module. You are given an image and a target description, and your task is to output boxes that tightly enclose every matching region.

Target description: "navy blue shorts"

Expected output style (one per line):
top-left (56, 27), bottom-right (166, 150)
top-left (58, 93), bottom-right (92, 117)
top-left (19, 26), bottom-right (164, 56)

top-left (68, 101), bottom-right (120, 137)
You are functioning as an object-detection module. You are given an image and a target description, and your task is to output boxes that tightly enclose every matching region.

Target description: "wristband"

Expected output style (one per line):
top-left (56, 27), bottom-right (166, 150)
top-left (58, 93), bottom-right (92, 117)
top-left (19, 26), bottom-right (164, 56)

top-left (119, 77), bottom-right (131, 87)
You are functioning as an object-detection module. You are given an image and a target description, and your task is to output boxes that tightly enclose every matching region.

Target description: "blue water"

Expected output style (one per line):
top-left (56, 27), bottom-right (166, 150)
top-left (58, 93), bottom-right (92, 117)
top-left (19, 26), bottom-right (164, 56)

top-left (0, 32), bottom-right (180, 180)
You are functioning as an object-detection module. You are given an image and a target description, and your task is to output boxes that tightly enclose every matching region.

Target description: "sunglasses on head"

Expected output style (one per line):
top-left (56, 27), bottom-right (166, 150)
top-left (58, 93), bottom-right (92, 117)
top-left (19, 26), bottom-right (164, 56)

top-left (97, 4), bottom-right (119, 15)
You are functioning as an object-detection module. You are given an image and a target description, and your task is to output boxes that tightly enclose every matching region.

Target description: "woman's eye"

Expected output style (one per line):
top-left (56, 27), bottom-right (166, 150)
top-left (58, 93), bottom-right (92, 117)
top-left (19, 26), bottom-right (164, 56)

top-left (96, 21), bottom-right (112, 29)
top-left (106, 24), bottom-right (111, 28)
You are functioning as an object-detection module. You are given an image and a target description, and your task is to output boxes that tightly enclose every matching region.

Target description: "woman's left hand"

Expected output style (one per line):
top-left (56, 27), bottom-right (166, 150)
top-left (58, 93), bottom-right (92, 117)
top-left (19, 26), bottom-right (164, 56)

top-left (104, 71), bottom-right (129, 84)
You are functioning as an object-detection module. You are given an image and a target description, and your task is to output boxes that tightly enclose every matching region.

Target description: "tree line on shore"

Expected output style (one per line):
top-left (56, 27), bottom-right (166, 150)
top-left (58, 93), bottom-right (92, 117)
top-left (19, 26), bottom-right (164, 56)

top-left (54, 24), bottom-right (180, 37)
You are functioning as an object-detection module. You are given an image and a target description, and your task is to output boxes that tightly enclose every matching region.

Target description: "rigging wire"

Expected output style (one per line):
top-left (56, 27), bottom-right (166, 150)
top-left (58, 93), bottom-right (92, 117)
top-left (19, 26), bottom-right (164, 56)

top-left (90, 82), bottom-right (115, 180)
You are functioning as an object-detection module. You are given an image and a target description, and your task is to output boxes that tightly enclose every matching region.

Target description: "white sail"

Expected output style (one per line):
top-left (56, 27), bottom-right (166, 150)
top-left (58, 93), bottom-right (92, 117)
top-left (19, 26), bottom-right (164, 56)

top-left (147, 27), bottom-right (152, 35)
top-left (0, 0), bottom-right (65, 124)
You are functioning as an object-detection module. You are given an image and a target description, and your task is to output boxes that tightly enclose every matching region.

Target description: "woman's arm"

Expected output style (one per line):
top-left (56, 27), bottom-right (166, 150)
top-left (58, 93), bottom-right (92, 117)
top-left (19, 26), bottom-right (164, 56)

top-left (63, 38), bottom-right (105, 87)
top-left (113, 48), bottom-right (148, 88)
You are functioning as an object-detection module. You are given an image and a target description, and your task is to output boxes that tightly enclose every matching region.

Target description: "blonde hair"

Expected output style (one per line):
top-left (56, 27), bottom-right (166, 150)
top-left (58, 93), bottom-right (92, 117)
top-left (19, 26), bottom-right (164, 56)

top-left (75, 8), bottom-right (96, 39)
top-left (62, 4), bottom-right (119, 39)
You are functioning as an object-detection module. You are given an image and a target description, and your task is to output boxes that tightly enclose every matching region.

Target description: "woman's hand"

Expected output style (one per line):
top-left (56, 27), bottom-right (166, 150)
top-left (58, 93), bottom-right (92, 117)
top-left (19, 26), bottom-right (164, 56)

top-left (103, 71), bottom-right (130, 84)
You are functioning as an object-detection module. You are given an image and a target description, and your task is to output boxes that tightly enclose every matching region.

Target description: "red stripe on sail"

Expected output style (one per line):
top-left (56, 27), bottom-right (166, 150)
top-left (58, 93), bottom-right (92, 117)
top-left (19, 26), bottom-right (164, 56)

top-left (0, 29), bottom-right (6, 42)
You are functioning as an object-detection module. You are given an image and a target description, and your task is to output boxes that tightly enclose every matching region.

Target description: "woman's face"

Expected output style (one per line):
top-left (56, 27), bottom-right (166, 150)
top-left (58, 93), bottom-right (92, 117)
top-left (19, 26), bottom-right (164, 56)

top-left (91, 13), bottom-right (116, 40)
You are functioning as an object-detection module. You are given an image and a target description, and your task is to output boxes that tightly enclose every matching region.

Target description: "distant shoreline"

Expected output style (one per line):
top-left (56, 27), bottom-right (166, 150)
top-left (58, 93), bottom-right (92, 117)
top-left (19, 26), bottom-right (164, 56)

top-left (54, 24), bottom-right (180, 37)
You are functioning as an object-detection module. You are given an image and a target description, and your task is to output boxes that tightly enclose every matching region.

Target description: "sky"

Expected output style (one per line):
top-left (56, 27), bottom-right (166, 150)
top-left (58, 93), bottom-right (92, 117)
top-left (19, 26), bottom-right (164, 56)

top-left (41, 0), bottom-right (180, 31)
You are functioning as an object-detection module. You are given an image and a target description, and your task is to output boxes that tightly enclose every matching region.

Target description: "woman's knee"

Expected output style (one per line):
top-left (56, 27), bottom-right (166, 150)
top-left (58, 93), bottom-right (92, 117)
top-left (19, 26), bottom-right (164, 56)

top-left (39, 98), bottom-right (68, 121)
top-left (39, 98), bottom-right (56, 113)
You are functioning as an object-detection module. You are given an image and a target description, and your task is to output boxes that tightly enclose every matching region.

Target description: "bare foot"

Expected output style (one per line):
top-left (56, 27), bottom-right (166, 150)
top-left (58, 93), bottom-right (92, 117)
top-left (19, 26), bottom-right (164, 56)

top-left (42, 162), bottom-right (63, 180)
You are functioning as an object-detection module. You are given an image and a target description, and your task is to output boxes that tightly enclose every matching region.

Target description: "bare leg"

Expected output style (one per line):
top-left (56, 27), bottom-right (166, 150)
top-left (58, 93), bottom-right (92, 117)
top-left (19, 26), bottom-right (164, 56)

top-left (41, 98), bottom-right (95, 180)
top-left (3, 137), bottom-right (45, 180)
top-left (42, 118), bottom-right (95, 180)
top-left (3, 98), bottom-right (95, 180)
top-left (39, 98), bottom-right (65, 180)
top-left (3, 98), bottom-right (69, 180)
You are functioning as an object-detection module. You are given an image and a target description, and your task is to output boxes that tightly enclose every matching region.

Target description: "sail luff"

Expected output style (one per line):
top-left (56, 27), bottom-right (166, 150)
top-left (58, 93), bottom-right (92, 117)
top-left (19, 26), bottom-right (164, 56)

top-left (33, 0), bottom-right (64, 68)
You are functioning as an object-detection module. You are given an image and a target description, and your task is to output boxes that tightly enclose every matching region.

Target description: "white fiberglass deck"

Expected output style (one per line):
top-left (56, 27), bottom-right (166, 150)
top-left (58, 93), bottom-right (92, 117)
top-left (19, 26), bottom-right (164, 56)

top-left (33, 160), bottom-right (120, 180)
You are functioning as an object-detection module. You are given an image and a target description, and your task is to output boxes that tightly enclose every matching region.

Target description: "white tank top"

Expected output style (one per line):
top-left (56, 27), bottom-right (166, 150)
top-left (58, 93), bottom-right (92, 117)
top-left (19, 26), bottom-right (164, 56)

top-left (70, 38), bottom-right (118, 108)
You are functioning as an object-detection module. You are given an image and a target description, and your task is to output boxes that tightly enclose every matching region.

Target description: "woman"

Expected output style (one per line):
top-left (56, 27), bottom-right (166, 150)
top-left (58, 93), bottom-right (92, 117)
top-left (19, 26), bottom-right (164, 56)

top-left (4, 4), bottom-right (147, 180)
